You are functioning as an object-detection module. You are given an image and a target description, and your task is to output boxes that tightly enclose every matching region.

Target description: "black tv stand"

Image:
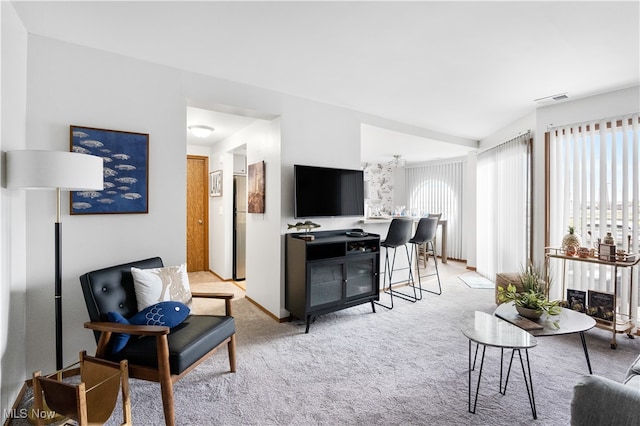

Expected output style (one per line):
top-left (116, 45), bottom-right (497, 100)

top-left (285, 229), bottom-right (380, 333)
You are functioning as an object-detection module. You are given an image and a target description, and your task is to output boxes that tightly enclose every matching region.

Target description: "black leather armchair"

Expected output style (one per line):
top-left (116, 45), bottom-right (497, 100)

top-left (79, 257), bottom-right (236, 426)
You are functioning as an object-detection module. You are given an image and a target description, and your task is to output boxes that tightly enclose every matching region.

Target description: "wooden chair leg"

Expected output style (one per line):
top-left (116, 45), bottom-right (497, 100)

top-left (120, 360), bottom-right (132, 425)
top-left (224, 297), bottom-right (236, 373)
top-left (156, 335), bottom-right (175, 426)
top-left (228, 334), bottom-right (237, 373)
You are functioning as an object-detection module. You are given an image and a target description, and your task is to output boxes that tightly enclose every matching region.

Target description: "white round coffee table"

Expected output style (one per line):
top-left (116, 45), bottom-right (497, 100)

top-left (461, 311), bottom-right (538, 419)
top-left (494, 302), bottom-right (596, 373)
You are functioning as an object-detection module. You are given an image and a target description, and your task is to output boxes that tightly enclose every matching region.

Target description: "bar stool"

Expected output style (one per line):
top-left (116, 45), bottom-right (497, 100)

top-left (375, 218), bottom-right (417, 309)
top-left (421, 213), bottom-right (442, 261)
top-left (408, 216), bottom-right (442, 295)
top-left (414, 213), bottom-right (441, 267)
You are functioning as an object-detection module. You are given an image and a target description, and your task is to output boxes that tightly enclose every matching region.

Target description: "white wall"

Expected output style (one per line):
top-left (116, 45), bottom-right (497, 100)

top-left (209, 150), bottom-right (231, 277)
top-left (187, 144), bottom-right (210, 157)
top-left (204, 118), bottom-right (276, 285)
top-left (277, 97), bottom-right (367, 233)
top-left (246, 118), bottom-right (283, 316)
top-left (0, 2), bottom-right (28, 418)
top-left (478, 111), bottom-right (536, 152)
top-left (24, 35), bottom-right (187, 373)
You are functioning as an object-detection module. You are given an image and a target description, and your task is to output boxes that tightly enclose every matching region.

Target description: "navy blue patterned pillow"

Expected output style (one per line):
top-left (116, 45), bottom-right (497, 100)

top-left (107, 301), bottom-right (190, 353)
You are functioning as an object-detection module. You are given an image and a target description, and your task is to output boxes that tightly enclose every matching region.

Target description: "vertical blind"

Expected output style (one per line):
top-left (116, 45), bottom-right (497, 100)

top-left (405, 160), bottom-right (464, 260)
top-left (548, 114), bottom-right (640, 322)
top-left (476, 133), bottom-right (532, 280)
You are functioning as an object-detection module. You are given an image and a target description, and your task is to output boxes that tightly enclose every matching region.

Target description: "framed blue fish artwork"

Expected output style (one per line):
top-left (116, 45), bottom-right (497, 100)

top-left (70, 125), bottom-right (149, 214)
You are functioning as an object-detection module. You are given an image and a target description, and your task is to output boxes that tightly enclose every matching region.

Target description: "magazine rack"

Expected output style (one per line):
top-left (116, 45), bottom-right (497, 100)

top-left (545, 247), bottom-right (640, 349)
top-left (32, 351), bottom-right (131, 426)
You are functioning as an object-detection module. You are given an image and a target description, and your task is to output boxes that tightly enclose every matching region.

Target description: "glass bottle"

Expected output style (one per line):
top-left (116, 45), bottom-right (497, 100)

top-left (603, 232), bottom-right (615, 245)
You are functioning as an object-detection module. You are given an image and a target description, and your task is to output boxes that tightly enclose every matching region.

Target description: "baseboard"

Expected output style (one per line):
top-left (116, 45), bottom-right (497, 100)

top-left (466, 266), bottom-right (477, 271)
top-left (245, 296), bottom-right (282, 322)
top-left (207, 269), bottom-right (244, 287)
top-left (208, 269), bottom-right (226, 281)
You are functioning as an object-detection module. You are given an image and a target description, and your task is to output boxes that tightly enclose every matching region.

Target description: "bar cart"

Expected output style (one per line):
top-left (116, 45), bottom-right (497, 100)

top-left (545, 247), bottom-right (639, 349)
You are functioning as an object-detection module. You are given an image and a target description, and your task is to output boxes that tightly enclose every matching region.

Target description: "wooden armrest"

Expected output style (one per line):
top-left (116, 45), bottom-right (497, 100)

top-left (190, 292), bottom-right (234, 316)
top-left (84, 321), bottom-right (169, 336)
top-left (191, 292), bottom-right (234, 300)
top-left (86, 321), bottom-right (170, 359)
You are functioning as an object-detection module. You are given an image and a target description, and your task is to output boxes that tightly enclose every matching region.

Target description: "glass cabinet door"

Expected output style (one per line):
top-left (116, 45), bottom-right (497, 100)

top-left (308, 261), bottom-right (343, 308)
top-left (345, 255), bottom-right (376, 299)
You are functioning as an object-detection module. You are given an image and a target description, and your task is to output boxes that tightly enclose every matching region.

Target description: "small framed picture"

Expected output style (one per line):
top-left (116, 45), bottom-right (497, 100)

top-left (248, 161), bottom-right (265, 213)
top-left (598, 243), bottom-right (616, 262)
top-left (567, 289), bottom-right (586, 313)
top-left (587, 290), bottom-right (615, 321)
top-left (210, 170), bottom-right (222, 197)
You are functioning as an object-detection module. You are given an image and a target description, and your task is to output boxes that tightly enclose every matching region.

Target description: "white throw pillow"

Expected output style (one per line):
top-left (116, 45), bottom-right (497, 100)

top-left (131, 263), bottom-right (193, 312)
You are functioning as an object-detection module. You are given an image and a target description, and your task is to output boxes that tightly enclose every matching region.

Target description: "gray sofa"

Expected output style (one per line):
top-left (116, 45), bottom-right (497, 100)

top-left (571, 354), bottom-right (640, 425)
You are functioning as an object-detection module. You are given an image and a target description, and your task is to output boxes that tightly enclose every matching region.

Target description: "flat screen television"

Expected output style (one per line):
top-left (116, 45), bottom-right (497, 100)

top-left (294, 165), bottom-right (364, 218)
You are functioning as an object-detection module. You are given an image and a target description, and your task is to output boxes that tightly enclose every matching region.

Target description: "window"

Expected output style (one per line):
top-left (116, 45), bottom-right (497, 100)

top-left (546, 114), bottom-right (639, 318)
top-left (406, 160), bottom-right (464, 260)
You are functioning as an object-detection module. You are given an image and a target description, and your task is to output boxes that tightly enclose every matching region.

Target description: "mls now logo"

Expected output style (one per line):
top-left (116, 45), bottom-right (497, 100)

top-left (4, 408), bottom-right (57, 420)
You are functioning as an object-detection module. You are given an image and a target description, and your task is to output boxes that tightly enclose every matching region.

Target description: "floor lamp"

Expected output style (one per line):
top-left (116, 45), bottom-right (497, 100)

top-left (6, 150), bottom-right (103, 370)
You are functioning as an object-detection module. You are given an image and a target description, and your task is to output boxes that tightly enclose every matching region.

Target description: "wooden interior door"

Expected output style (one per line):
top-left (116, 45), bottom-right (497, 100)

top-left (187, 156), bottom-right (209, 272)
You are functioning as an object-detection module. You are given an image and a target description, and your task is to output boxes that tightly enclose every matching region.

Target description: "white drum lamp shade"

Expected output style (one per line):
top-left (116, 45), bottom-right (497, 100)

top-left (7, 150), bottom-right (103, 190)
top-left (6, 149), bottom-right (103, 370)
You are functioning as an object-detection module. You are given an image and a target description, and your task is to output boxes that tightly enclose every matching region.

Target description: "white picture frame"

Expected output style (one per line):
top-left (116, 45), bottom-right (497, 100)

top-left (210, 170), bottom-right (222, 197)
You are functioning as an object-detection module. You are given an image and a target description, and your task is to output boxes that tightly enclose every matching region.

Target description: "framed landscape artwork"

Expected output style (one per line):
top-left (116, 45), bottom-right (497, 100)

top-left (248, 161), bottom-right (265, 213)
top-left (70, 125), bottom-right (149, 214)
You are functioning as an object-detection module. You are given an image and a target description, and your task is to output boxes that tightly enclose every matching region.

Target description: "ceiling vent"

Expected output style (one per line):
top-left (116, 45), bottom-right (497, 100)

top-left (534, 93), bottom-right (569, 104)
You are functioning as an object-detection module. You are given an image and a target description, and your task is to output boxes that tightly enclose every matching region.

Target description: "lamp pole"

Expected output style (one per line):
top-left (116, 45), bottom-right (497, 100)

top-left (55, 187), bottom-right (63, 370)
top-left (6, 150), bottom-right (103, 372)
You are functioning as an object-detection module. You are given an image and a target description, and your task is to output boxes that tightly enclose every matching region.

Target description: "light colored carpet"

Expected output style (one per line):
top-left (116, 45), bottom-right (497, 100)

top-left (459, 271), bottom-right (495, 289)
top-left (15, 273), bottom-right (638, 425)
top-left (110, 275), bottom-right (637, 426)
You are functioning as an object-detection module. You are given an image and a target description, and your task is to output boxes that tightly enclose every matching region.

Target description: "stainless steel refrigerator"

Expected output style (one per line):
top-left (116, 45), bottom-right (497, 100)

top-left (233, 175), bottom-right (246, 281)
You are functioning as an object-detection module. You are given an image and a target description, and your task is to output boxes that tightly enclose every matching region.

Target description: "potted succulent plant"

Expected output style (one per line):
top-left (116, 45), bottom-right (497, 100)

top-left (497, 262), bottom-right (561, 320)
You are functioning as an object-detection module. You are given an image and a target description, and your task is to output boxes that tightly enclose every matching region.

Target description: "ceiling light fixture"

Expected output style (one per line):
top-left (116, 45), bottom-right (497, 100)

top-left (188, 125), bottom-right (215, 138)
top-left (388, 154), bottom-right (407, 168)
